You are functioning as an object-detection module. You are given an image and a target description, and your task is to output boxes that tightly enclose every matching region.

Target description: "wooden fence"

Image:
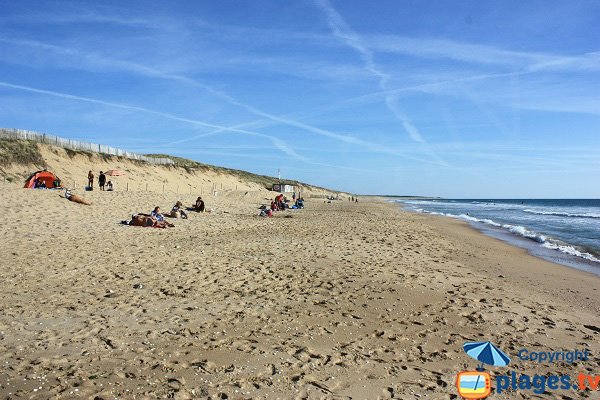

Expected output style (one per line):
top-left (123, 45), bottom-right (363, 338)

top-left (0, 128), bottom-right (173, 165)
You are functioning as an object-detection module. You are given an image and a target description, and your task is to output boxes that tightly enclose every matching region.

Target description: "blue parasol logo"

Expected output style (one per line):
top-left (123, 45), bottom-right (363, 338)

top-left (463, 341), bottom-right (511, 370)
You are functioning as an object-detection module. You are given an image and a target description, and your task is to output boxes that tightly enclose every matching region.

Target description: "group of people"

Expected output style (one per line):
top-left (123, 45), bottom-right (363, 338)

top-left (87, 170), bottom-right (112, 191)
top-left (260, 192), bottom-right (304, 217)
top-left (33, 177), bottom-right (61, 189)
top-left (126, 197), bottom-right (207, 228)
top-left (33, 177), bottom-right (62, 189)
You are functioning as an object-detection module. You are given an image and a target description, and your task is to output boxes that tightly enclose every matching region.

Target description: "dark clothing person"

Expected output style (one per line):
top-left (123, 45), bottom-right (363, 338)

top-left (194, 197), bottom-right (205, 212)
top-left (98, 172), bottom-right (106, 191)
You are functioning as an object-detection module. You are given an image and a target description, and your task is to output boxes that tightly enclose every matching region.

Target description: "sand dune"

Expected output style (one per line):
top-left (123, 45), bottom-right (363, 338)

top-left (1, 143), bottom-right (333, 198)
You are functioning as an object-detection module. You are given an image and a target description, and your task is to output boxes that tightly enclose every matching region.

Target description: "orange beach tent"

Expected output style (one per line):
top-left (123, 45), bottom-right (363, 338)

top-left (24, 170), bottom-right (62, 189)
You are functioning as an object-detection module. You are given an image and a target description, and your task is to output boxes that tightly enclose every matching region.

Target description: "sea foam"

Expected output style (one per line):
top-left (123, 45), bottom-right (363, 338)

top-left (414, 209), bottom-right (600, 263)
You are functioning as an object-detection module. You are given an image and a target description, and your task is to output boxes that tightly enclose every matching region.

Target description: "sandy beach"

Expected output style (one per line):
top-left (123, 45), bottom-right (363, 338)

top-left (0, 182), bottom-right (598, 399)
top-left (2, 0), bottom-right (599, 397)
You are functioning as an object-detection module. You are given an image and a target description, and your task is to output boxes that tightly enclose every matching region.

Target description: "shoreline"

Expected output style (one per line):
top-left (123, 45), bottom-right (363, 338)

top-left (383, 199), bottom-right (600, 303)
top-left (392, 199), bottom-right (600, 277)
top-left (0, 189), bottom-right (598, 398)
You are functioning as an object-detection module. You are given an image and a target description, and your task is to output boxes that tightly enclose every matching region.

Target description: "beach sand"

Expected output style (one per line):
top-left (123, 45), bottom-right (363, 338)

top-left (0, 185), bottom-right (598, 399)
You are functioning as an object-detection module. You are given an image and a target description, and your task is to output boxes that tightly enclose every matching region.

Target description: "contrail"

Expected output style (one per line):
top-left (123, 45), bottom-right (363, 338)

top-left (0, 80), bottom-right (430, 165)
top-left (314, 0), bottom-right (424, 141)
top-left (314, 0), bottom-right (452, 166)
top-left (185, 69), bottom-right (533, 145)
top-left (0, 81), bottom-right (305, 161)
top-left (1, 36), bottom-right (436, 163)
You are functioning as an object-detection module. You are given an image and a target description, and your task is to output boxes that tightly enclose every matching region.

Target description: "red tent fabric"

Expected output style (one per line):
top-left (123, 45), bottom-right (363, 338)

top-left (24, 170), bottom-right (62, 189)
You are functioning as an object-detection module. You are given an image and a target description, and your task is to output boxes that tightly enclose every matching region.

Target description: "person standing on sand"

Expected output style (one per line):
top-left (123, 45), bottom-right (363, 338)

top-left (98, 171), bottom-right (106, 191)
top-left (88, 170), bottom-right (94, 189)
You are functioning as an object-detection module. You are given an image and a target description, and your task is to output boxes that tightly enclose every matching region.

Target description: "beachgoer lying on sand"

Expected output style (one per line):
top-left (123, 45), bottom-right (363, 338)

top-left (127, 213), bottom-right (173, 228)
top-left (64, 189), bottom-right (92, 205)
top-left (166, 201), bottom-right (188, 219)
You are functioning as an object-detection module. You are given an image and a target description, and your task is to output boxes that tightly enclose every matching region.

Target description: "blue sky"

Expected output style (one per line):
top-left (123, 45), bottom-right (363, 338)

top-left (0, 0), bottom-right (598, 197)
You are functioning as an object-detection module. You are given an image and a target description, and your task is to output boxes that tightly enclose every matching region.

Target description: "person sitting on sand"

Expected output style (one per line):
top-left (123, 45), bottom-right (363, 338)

top-left (151, 206), bottom-right (165, 221)
top-left (277, 195), bottom-right (287, 210)
top-left (259, 208), bottom-right (273, 217)
top-left (273, 194), bottom-right (282, 210)
top-left (192, 196), bottom-right (205, 212)
top-left (106, 180), bottom-right (113, 191)
top-left (167, 201), bottom-right (188, 219)
top-left (35, 178), bottom-right (46, 189)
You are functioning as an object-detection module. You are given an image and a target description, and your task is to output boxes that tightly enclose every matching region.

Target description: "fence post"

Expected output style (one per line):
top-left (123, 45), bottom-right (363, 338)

top-left (127, 182), bottom-right (129, 192)
top-left (146, 183), bottom-right (148, 191)
top-left (162, 183), bottom-right (164, 193)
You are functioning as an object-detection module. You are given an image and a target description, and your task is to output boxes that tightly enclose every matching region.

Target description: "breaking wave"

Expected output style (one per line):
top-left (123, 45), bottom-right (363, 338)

top-left (415, 209), bottom-right (600, 263)
top-left (523, 209), bottom-right (600, 219)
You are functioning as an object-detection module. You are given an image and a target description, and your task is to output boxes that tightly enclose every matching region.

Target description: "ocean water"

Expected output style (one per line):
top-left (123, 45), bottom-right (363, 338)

top-left (396, 199), bottom-right (600, 275)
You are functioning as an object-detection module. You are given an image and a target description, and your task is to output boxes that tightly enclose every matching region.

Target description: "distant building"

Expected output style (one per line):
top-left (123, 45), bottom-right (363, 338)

top-left (272, 183), bottom-right (295, 193)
